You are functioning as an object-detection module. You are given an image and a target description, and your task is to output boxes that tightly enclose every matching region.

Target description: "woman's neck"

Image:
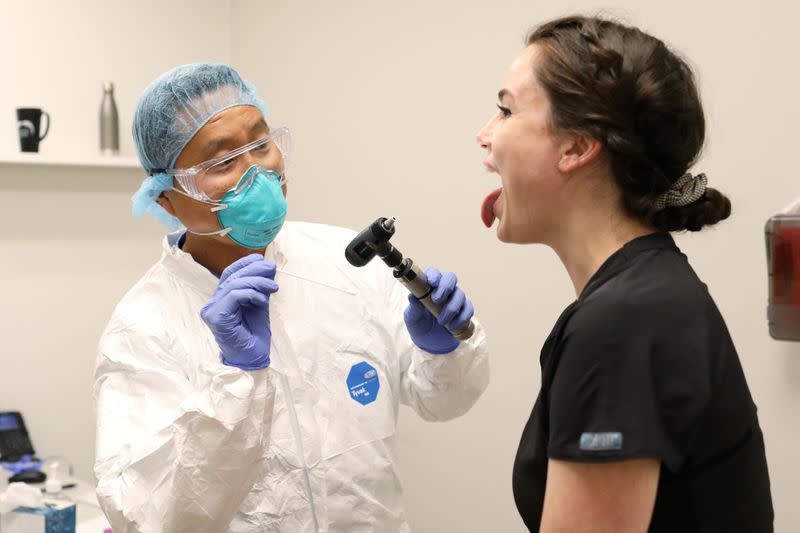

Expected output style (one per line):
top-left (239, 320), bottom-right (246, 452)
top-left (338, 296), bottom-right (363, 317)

top-left (552, 219), bottom-right (654, 298)
top-left (547, 178), bottom-right (656, 298)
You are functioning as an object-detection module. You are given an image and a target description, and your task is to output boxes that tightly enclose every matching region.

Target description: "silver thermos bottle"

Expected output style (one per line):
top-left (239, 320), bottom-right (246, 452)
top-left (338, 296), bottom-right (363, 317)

top-left (100, 82), bottom-right (119, 155)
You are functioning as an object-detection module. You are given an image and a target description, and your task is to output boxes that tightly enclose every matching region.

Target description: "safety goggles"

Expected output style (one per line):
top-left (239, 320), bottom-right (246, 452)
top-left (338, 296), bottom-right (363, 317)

top-left (159, 126), bottom-right (291, 203)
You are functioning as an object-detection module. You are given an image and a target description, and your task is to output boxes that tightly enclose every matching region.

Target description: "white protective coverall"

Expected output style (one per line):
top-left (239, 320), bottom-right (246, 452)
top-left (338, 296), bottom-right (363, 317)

top-left (94, 221), bottom-right (489, 532)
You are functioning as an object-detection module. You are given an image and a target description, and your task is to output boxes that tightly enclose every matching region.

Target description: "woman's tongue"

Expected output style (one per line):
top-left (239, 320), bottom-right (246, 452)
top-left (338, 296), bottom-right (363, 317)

top-left (481, 188), bottom-right (503, 228)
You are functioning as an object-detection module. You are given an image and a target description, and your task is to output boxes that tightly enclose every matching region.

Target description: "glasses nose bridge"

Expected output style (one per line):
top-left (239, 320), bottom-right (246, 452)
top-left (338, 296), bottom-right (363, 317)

top-left (212, 137), bottom-right (281, 183)
top-left (238, 146), bottom-right (259, 168)
top-left (225, 147), bottom-right (263, 182)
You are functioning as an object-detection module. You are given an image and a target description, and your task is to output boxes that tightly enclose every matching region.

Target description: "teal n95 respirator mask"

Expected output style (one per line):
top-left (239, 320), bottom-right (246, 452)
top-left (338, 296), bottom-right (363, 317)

top-left (182, 164), bottom-right (287, 249)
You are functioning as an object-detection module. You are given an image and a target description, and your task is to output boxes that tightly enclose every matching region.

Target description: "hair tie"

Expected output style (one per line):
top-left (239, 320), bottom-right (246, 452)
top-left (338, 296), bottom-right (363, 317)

top-left (653, 172), bottom-right (707, 210)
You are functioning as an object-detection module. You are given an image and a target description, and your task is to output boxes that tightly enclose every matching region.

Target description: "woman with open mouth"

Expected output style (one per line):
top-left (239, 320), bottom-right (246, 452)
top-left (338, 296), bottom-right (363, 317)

top-left (477, 14), bottom-right (773, 533)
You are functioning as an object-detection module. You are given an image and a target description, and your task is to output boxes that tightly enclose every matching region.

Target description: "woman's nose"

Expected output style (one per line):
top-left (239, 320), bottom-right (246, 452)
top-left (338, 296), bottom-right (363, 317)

top-left (476, 121), bottom-right (492, 149)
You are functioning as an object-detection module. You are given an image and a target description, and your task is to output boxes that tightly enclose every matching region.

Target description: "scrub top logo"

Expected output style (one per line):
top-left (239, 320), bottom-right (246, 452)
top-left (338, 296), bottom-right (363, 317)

top-left (580, 432), bottom-right (623, 451)
top-left (347, 361), bottom-right (380, 406)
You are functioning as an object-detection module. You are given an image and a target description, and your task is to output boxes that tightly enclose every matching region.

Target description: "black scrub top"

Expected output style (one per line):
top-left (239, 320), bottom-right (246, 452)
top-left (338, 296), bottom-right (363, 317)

top-left (512, 232), bottom-right (773, 533)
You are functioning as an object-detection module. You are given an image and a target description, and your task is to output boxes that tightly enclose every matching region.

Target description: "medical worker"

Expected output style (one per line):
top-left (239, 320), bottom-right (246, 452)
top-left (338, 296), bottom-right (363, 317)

top-left (93, 63), bottom-right (489, 533)
top-left (477, 15), bottom-right (772, 533)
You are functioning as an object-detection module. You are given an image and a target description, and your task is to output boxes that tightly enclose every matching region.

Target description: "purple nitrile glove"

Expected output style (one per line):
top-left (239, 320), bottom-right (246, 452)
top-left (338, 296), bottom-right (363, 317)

top-left (403, 267), bottom-right (474, 355)
top-left (200, 254), bottom-right (278, 370)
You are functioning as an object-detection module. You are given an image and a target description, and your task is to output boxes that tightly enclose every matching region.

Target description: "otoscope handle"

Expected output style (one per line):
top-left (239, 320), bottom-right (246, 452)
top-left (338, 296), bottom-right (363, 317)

top-left (394, 259), bottom-right (475, 341)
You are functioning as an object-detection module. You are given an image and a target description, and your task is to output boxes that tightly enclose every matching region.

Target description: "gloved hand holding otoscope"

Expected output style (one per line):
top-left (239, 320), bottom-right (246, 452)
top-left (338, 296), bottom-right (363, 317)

top-left (345, 217), bottom-right (476, 346)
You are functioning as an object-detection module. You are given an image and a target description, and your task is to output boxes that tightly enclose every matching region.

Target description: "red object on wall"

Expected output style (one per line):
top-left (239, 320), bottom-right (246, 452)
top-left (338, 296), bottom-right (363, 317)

top-left (766, 215), bottom-right (800, 340)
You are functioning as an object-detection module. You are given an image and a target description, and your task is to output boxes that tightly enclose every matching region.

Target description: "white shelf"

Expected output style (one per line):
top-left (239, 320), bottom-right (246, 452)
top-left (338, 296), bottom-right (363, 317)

top-left (0, 152), bottom-right (141, 169)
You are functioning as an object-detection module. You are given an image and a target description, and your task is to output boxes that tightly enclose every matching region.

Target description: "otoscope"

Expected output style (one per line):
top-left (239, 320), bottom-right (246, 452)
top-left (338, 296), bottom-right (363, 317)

top-left (344, 216), bottom-right (475, 341)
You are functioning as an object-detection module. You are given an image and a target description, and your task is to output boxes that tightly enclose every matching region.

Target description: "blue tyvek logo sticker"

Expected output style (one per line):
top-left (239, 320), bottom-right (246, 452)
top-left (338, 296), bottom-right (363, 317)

top-left (347, 361), bottom-right (380, 406)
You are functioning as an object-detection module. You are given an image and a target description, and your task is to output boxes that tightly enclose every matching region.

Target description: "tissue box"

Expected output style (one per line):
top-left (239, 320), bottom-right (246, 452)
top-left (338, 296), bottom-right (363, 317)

top-left (0, 500), bottom-right (76, 533)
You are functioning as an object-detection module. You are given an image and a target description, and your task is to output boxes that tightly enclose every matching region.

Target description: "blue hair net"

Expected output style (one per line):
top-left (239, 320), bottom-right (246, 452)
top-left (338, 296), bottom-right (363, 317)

top-left (131, 173), bottom-right (182, 231)
top-left (130, 63), bottom-right (268, 228)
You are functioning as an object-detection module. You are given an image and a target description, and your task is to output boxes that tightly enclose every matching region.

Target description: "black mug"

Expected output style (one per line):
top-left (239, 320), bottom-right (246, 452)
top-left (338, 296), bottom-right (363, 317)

top-left (17, 108), bottom-right (50, 152)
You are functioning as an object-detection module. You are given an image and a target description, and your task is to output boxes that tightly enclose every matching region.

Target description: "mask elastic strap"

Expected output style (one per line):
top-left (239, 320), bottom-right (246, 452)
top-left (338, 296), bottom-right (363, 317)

top-left (168, 187), bottom-right (232, 237)
top-left (186, 226), bottom-right (233, 238)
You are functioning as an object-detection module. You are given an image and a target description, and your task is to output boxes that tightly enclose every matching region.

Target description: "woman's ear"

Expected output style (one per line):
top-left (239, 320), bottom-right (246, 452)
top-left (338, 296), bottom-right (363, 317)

top-left (557, 134), bottom-right (603, 174)
top-left (156, 192), bottom-right (177, 217)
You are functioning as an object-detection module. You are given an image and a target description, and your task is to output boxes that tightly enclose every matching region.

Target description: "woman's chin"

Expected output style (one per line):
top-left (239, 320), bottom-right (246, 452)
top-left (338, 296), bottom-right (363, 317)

top-left (497, 218), bottom-right (544, 245)
top-left (496, 218), bottom-right (513, 243)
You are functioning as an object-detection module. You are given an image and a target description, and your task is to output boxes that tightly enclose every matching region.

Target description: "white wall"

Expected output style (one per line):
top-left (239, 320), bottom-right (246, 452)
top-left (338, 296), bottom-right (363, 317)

top-left (1, 1), bottom-right (797, 532)
top-left (231, 1), bottom-right (799, 531)
top-left (0, 0), bottom-right (232, 486)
